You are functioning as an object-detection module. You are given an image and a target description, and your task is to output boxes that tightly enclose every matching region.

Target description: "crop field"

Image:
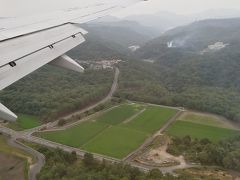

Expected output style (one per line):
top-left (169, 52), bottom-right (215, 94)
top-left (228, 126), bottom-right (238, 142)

top-left (8, 114), bottom-right (40, 130)
top-left (40, 121), bottom-right (108, 147)
top-left (82, 126), bottom-right (147, 159)
top-left (166, 112), bottom-right (240, 142)
top-left (122, 106), bottom-right (177, 134)
top-left (96, 104), bottom-right (142, 125)
top-left (40, 103), bottom-right (178, 159)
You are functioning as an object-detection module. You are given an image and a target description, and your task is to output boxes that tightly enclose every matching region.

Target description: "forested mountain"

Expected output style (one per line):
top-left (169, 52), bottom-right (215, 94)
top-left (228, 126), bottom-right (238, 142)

top-left (138, 18), bottom-right (240, 56)
top-left (117, 18), bottom-right (240, 123)
top-left (136, 18), bottom-right (240, 90)
top-left (68, 21), bottom-right (155, 60)
top-left (90, 18), bottom-right (159, 39)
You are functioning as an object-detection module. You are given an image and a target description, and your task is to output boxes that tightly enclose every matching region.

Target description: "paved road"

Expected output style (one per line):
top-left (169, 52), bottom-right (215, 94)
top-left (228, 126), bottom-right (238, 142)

top-left (22, 67), bottom-right (120, 136)
top-left (0, 126), bottom-right (45, 180)
top-left (0, 67), bottom-right (127, 179)
top-left (0, 108), bottom-right (190, 177)
top-left (7, 138), bottom-right (45, 180)
top-left (0, 124), bottom-right (149, 172)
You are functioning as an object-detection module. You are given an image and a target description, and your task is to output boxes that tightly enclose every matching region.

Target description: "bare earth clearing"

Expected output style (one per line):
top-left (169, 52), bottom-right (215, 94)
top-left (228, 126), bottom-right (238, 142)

top-left (134, 136), bottom-right (186, 167)
top-left (0, 153), bottom-right (25, 180)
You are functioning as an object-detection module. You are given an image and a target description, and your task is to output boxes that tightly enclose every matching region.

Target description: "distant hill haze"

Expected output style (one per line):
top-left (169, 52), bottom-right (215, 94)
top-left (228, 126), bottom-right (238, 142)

top-left (124, 9), bottom-right (240, 32)
top-left (68, 20), bottom-right (158, 60)
top-left (137, 18), bottom-right (240, 58)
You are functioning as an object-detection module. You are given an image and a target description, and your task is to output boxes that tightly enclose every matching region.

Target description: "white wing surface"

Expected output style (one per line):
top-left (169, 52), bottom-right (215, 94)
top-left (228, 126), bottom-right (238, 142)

top-left (0, 0), bottom-right (145, 121)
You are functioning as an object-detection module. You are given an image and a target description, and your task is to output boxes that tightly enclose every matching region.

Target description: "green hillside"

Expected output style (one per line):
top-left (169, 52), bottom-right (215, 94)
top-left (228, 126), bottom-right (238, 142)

top-left (117, 18), bottom-right (240, 123)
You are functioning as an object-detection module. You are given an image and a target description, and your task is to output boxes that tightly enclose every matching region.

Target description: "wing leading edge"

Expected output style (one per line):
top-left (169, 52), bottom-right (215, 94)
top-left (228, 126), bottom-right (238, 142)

top-left (0, 0), bottom-right (146, 121)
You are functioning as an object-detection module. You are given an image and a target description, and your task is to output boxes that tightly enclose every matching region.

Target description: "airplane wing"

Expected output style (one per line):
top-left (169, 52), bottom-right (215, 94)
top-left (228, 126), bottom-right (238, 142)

top-left (0, 0), bottom-right (145, 121)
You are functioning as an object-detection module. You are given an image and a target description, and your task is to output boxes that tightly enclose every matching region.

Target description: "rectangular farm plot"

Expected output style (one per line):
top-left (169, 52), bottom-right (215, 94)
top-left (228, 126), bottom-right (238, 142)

top-left (40, 121), bottom-right (108, 148)
top-left (124, 106), bottom-right (178, 134)
top-left (82, 126), bottom-right (148, 159)
top-left (96, 104), bottom-right (142, 125)
top-left (166, 121), bottom-right (240, 142)
top-left (39, 104), bottom-right (179, 159)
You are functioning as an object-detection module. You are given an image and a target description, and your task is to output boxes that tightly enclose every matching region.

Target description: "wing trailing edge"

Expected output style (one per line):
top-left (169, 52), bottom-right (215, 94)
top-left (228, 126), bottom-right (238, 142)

top-left (0, 24), bottom-right (86, 91)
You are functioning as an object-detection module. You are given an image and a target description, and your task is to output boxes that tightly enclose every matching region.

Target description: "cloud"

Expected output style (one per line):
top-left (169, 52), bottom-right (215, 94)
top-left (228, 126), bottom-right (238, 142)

top-left (1, 0), bottom-right (240, 17)
top-left (113, 0), bottom-right (240, 17)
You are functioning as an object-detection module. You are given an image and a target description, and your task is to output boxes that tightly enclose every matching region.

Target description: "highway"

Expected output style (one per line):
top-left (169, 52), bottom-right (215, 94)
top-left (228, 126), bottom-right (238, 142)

top-left (0, 125), bottom-right (149, 172)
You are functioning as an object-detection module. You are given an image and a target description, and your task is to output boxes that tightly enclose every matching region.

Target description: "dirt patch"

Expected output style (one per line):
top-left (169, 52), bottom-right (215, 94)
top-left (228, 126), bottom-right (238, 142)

top-left (0, 152), bottom-right (25, 180)
top-left (133, 135), bottom-right (186, 167)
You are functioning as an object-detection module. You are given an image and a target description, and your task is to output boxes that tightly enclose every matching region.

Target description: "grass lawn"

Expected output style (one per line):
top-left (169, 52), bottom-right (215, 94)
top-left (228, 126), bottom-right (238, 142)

top-left (123, 106), bottom-right (178, 134)
top-left (8, 114), bottom-right (40, 130)
top-left (96, 104), bottom-right (141, 125)
top-left (82, 126), bottom-right (148, 159)
top-left (178, 112), bottom-right (236, 129)
top-left (40, 121), bottom-right (108, 147)
top-left (166, 121), bottom-right (240, 142)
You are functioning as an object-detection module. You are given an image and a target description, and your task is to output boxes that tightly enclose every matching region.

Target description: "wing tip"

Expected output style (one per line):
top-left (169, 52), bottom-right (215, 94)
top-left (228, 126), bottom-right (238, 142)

top-left (0, 103), bottom-right (17, 122)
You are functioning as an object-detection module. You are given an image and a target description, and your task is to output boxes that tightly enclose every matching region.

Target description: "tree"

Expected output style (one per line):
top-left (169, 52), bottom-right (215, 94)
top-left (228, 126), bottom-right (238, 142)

top-left (83, 153), bottom-right (95, 168)
top-left (148, 169), bottom-right (163, 179)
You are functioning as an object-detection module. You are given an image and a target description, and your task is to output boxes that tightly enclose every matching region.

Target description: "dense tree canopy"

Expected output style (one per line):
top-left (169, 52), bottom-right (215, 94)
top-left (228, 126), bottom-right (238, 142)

top-left (0, 66), bottom-right (113, 122)
top-left (167, 136), bottom-right (240, 172)
top-left (36, 147), bottom-right (188, 180)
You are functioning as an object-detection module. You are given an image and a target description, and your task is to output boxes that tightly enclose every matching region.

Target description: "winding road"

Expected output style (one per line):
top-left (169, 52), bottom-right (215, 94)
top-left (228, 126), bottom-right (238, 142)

top-left (0, 67), bottom-right (120, 180)
top-left (7, 138), bottom-right (45, 180)
top-left (0, 67), bottom-right (195, 178)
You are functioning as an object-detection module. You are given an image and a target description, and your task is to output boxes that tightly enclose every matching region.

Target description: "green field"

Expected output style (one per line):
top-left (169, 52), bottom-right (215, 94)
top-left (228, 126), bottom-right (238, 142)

top-left (123, 106), bottom-right (177, 134)
top-left (40, 121), bottom-right (108, 147)
top-left (166, 114), bottom-right (240, 142)
top-left (96, 104), bottom-right (141, 125)
top-left (82, 126), bottom-right (147, 159)
top-left (8, 114), bottom-right (41, 130)
top-left (40, 103), bottom-right (178, 159)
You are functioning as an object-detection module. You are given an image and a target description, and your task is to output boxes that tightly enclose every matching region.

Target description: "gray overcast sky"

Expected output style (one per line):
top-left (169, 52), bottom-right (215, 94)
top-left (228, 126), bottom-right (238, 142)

top-left (114, 0), bottom-right (240, 17)
top-left (1, 0), bottom-right (240, 17)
